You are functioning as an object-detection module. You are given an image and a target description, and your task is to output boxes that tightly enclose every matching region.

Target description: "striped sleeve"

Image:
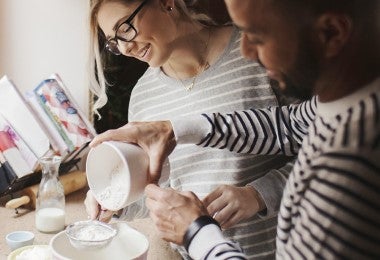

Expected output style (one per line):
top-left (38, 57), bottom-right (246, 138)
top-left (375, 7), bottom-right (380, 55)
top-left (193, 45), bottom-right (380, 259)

top-left (188, 224), bottom-right (248, 260)
top-left (172, 97), bottom-right (317, 156)
top-left (250, 161), bottom-right (294, 218)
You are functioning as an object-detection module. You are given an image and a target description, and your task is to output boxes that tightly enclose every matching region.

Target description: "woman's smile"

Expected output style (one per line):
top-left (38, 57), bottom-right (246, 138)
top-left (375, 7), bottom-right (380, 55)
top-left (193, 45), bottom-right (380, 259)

top-left (136, 43), bottom-right (151, 61)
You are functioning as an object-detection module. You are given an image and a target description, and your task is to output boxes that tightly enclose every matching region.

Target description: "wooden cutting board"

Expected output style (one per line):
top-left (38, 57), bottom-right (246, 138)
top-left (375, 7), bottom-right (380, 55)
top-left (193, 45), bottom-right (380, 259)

top-left (5, 170), bottom-right (87, 210)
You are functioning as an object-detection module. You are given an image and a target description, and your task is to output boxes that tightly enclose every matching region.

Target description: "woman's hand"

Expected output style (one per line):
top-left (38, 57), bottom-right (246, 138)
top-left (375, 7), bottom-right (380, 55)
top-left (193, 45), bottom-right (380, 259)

top-left (90, 121), bottom-right (176, 183)
top-left (145, 184), bottom-right (209, 245)
top-left (84, 190), bottom-right (114, 223)
top-left (203, 185), bottom-right (266, 229)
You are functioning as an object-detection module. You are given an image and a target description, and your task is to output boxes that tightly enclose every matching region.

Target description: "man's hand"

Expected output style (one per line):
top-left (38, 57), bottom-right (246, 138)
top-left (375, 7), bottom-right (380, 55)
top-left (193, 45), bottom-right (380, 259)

top-left (203, 185), bottom-right (266, 229)
top-left (90, 121), bottom-right (176, 183)
top-left (145, 184), bottom-right (209, 245)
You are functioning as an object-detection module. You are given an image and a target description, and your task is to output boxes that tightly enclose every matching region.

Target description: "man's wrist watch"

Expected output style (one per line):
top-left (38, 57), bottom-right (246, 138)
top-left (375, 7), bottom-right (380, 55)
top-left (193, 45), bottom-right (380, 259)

top-left (183, 215), bottom-right (221, 251)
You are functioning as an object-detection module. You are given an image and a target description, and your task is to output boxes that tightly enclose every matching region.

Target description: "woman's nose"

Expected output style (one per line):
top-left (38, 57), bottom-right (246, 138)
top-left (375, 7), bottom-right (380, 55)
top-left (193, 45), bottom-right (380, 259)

top-left (120, 41), bottom-right (135, 56)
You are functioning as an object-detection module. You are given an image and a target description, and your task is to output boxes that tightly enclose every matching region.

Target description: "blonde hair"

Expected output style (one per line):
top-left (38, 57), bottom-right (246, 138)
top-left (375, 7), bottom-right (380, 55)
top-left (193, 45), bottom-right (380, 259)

top-left (88, 0), bottom-right (215, 117)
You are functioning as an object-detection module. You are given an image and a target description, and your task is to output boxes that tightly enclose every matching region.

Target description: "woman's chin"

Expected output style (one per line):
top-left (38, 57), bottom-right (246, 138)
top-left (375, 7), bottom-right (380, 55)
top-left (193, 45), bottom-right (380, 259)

top-left (147, 60), bottom-right (161, 68)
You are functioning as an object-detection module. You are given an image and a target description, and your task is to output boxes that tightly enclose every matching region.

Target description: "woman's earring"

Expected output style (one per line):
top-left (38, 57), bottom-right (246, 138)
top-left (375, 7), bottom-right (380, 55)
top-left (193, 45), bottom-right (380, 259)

top-left (167, 6), bottom-right (173, 12)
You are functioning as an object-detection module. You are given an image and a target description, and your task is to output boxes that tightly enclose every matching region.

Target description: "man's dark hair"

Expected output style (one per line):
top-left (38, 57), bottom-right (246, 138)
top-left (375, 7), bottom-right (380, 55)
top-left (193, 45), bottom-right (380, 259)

top-left (273, 0), bottom-right (377, 25)
top-left (271, 0), bottom-right (379, 49)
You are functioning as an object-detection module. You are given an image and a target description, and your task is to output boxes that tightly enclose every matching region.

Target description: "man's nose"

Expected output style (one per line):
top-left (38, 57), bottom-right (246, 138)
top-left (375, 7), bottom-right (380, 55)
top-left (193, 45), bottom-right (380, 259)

top-left (241, 34), bottom-right (258, 61)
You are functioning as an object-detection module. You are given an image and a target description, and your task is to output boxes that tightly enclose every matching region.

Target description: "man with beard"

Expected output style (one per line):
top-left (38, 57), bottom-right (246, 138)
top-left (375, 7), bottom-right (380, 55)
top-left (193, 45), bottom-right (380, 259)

top-left (90, 0), bottom-right (380, 259)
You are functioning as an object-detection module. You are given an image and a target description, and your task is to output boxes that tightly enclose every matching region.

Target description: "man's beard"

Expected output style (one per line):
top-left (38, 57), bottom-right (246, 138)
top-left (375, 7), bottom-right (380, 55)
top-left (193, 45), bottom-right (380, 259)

top-left (278, 33), bottom-right (320, 101)
top-left (280, 75), bottom-right (314, 101)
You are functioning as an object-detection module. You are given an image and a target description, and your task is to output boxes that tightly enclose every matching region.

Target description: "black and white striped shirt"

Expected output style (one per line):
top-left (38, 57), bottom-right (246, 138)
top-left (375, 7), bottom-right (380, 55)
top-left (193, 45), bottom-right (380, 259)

top-left (172, 78), bottom-right (380, 259)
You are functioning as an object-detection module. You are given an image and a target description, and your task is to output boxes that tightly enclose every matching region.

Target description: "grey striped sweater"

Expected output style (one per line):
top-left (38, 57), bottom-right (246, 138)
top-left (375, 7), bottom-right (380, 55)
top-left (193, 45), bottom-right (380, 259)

top-left (123, 27), bottom-right (294, 259)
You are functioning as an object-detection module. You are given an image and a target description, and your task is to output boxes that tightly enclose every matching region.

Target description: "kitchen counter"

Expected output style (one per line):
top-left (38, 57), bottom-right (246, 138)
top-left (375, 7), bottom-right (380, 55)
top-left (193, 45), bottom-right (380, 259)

top-left (0, 187), bottom-right (181, 259)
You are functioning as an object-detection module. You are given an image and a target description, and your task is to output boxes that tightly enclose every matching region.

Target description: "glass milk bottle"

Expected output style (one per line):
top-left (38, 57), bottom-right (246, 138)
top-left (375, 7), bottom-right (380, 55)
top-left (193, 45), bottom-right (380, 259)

top-left (35, 156), bottom-right (65, 233)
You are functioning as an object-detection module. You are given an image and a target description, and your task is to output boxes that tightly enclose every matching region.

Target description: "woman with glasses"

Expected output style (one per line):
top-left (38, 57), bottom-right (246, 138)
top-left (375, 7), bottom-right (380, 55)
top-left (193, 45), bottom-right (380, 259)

top-left (87, 0), bottom-right (294, 259)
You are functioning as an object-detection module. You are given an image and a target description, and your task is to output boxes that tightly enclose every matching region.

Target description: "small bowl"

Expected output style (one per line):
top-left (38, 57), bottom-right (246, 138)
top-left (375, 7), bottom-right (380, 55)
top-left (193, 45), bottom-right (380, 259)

top-left (5, 231), bottom-right (35, 251)
top-left (7, 245), bottom-right (50, 260)
top-left (65, 220), bottom-right (117, 250)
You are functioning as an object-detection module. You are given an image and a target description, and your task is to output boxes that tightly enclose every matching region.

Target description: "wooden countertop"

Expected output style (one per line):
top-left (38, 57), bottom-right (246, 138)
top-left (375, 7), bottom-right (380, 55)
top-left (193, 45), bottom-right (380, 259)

top-left (0, 187), bottom-right (181, 259)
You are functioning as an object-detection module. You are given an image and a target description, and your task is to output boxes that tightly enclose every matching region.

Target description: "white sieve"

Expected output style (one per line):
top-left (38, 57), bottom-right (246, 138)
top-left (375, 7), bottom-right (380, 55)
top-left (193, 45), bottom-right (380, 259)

top-left (65, 220), bottom-right (117, 250)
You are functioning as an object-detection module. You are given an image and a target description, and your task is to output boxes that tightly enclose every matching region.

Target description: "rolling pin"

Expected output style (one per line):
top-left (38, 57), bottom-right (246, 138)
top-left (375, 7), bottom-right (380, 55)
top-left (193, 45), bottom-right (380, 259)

top-left (5, 170), bottom-right (87, 210)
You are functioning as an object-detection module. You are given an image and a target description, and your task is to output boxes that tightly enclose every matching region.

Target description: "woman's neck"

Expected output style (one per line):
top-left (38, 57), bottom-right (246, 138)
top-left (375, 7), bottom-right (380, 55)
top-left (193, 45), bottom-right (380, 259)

top-left (165, 24), bottom-right (211, 79)
top-left (163, 24), bottom-right (233, 79)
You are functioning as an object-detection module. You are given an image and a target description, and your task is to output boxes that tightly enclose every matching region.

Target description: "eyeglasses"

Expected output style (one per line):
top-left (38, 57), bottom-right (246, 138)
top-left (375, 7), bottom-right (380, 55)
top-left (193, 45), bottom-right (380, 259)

top-left (105, 0), bottom-right (148, 55)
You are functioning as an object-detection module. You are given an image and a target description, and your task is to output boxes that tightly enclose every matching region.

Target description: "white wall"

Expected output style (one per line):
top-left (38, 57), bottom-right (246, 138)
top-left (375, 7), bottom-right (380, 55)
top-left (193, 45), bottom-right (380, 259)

top-left (0, 0), bottom-right (90, 115)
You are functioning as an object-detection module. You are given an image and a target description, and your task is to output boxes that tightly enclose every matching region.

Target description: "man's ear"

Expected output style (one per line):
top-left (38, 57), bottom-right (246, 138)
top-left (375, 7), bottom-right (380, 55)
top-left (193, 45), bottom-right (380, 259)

top-left (315, 13), bottom-right (353, 58)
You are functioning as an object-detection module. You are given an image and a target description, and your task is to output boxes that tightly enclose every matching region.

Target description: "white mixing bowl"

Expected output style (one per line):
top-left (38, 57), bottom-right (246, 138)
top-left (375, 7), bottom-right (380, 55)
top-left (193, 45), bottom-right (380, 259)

top-left (50, 222), bottom-right (149, 260)
top-left (86, 141), bottom-right (149, 211)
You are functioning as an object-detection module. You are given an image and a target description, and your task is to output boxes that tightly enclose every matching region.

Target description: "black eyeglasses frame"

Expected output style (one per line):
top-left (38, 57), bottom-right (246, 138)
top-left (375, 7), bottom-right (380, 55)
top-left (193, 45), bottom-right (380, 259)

top-left (105, 0), bottom-right (149, 55)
